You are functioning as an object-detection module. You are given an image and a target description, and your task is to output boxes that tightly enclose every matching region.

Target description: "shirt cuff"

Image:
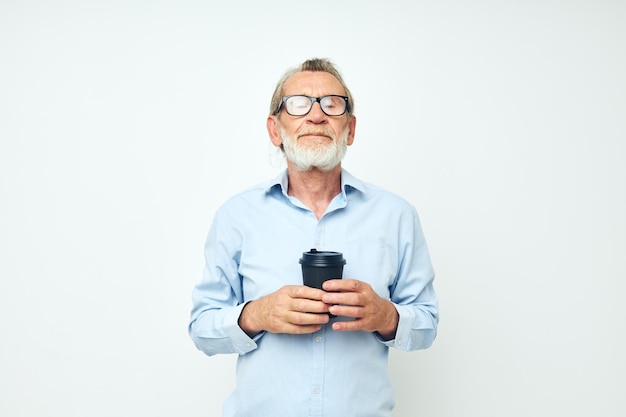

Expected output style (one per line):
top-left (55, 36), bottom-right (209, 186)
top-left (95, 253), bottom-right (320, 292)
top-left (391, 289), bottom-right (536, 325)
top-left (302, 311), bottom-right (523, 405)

top-left (223, 302), bottom-right (263, 355)
top-left (377, 303), bottom-right (411, 349)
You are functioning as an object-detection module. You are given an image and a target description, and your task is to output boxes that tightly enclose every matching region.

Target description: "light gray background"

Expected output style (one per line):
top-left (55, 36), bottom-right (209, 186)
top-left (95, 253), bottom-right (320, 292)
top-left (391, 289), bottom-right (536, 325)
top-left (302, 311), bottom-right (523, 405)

top-left (1, 1), bottom-right (624, 416)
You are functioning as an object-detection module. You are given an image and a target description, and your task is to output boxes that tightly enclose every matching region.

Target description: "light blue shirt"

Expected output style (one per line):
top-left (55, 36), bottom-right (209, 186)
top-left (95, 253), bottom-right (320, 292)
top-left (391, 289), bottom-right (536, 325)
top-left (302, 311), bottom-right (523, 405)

top-left (189, 169), bottom-right (438, 417)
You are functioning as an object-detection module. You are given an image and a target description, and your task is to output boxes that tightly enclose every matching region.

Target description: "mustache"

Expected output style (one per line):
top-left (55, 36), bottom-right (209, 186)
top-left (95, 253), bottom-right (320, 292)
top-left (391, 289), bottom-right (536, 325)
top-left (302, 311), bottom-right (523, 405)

top-left (296, 128), bottom-right (335, 138)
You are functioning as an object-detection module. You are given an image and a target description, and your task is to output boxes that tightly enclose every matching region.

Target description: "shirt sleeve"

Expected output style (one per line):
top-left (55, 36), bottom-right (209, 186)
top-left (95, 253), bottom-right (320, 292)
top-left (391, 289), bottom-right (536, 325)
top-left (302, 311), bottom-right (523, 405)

top-left (188, 208), bottom-right (262, 356)
top-left (378, 205), bottom-right (439, 351)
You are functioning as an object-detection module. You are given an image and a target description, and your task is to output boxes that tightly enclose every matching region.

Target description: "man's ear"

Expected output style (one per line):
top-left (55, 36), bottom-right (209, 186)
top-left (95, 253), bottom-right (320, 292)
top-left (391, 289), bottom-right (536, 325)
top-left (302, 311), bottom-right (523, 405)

top-left (347, 115), bottom-right (357, 146)
top-left (267, 115), bottom-right (282, 148)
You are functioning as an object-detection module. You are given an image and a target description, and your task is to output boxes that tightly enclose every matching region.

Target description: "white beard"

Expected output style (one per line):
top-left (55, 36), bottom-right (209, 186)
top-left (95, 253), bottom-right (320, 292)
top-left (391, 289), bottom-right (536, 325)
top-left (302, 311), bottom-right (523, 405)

top-left (279, 124), bottom-right (349, 172)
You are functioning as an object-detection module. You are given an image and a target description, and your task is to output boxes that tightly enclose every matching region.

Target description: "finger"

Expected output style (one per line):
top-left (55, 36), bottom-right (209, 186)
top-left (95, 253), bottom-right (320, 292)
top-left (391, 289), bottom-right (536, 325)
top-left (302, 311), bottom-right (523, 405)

top-left (331, 319), bottom-right (364, 332)
top-left (321, 291), bottom-right (362, 306)
top-left (287, 311), bottom-right (331, 327)
top-left (280, 323), bottom-right (324, 335)
top-left (289, 285), bottom-right (327, 301)
top-left (322, 279), bottom-right (362, 292)
top-left (267, 311), bottom-right (329, 334)
top-left (328, 304), bottom-right (363, 318)
top-left (291, 298), bottom-right (332, 314)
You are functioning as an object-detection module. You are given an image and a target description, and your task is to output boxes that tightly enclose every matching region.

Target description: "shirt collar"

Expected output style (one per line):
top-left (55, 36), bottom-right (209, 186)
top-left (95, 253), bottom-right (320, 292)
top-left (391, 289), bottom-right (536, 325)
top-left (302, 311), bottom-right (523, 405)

top-left (264, 168), bottom-right (366, 196)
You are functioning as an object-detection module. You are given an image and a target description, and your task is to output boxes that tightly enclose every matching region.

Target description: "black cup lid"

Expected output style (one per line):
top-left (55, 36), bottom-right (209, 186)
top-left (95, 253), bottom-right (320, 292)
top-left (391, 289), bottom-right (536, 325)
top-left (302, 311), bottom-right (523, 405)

top-left (299, 248), bottom-right (346, 266)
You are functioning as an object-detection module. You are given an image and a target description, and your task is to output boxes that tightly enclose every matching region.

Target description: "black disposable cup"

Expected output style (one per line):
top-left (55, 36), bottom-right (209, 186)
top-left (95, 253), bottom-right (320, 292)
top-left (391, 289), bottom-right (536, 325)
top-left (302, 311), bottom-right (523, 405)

top-left (299, 249), bottom-right (346, 290)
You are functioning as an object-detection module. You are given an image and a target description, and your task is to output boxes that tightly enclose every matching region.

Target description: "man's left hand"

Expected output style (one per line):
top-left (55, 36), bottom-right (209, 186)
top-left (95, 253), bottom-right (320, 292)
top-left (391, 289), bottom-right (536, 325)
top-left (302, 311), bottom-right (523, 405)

top-left (321, 279), bottom-right (399, 340)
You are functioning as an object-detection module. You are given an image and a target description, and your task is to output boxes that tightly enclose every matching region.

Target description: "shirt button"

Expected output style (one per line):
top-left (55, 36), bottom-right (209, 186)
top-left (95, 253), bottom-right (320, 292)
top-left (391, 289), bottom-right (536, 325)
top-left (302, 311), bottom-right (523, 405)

top-left (315, 336), bottom-right (322, 343)
top-left (396, 339), bottom-right (403, 346)
top-left (313, 386), bottom-right (321, 394)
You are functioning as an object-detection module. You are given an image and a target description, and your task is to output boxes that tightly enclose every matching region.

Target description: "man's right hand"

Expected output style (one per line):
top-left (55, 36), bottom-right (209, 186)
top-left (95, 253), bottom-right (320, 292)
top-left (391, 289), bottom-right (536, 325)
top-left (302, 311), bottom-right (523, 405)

top-left (238, 285), bottom-right (331, 337)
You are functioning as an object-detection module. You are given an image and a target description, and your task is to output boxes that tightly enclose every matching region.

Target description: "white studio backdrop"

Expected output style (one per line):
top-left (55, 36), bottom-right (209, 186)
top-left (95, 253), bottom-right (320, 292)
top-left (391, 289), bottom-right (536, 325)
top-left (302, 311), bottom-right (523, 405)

top-left (1, 1), bottom-right (625, 416)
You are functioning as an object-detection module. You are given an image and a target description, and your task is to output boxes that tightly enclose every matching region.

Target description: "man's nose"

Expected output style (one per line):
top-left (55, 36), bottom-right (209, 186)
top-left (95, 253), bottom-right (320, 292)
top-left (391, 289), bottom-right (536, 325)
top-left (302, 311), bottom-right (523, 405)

top-left (306, 101), bottom-right (327, 122)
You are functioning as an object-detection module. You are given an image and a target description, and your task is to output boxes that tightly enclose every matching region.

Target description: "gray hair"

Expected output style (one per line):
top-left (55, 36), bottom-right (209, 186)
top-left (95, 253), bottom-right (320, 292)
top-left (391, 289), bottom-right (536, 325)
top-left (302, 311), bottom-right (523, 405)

top-left (269, 58), bottom-right (355, 117)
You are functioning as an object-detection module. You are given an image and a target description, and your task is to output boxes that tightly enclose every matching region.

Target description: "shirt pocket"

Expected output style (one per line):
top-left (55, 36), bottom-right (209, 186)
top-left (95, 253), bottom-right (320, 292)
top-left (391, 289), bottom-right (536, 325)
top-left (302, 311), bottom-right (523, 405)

top-left (342, 242), bottom-right (396, 298)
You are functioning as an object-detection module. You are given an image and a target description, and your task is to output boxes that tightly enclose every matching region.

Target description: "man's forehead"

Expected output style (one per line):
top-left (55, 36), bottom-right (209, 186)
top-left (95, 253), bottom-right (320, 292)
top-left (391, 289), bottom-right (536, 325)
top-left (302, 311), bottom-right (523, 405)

top-left (283, 71), bottom-right (345, 94)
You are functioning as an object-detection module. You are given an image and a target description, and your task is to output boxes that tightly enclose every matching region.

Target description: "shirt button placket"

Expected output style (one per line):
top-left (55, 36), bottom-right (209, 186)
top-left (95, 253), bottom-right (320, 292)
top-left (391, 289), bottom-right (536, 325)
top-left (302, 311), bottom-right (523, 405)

top-left (313, 217), bottom-right (325, 251)
top-left (310, 327), bottom-right (325, 416)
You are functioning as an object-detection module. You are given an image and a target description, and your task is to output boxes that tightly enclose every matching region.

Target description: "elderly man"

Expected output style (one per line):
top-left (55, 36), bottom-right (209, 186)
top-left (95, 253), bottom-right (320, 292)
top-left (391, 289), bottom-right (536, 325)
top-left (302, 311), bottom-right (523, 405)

top-left (189, 58), bottom-right (438, 417)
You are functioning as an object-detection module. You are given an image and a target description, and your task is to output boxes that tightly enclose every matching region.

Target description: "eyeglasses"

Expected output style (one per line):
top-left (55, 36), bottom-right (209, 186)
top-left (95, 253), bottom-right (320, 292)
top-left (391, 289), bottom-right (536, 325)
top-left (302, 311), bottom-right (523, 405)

top-left (275, 95), bottom-right (350, 116)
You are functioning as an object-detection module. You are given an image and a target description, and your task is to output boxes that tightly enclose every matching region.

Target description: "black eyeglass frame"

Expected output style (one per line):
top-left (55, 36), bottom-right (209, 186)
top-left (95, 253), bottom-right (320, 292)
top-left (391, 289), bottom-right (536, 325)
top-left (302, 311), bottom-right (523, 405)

top-left (274, 95), bottom-right (350, 116)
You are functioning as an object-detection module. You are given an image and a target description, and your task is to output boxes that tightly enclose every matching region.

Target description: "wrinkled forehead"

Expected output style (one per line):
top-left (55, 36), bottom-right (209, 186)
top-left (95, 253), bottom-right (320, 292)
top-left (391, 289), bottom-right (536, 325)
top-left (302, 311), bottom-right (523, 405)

top-left (282, 71), bottom-right (346, 96)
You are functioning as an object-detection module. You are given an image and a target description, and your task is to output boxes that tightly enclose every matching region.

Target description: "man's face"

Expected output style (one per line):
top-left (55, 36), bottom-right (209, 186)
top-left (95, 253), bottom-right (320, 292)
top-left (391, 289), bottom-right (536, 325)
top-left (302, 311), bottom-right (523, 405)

top-left (268, 71), bottom-right (356, 171)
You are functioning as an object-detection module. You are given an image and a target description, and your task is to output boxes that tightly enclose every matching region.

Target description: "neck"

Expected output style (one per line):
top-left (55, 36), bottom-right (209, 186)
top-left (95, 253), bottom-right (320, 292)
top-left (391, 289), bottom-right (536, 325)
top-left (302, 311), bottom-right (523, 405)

top-left (286, 164), bottom-right (342, 220)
